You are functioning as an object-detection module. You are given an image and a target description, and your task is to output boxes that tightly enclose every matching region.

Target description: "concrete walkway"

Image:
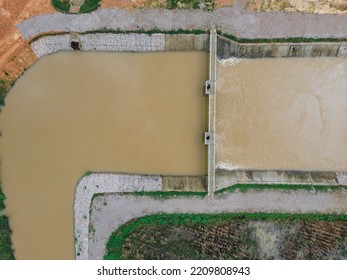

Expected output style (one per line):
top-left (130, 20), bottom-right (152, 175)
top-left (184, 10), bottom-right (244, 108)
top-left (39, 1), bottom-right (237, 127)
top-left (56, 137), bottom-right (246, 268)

top-left (74, 173), bottom-right (161, 259)
top-left (17, 2), bottom-right (347, 41)
top-left (90, 189), bottom-right (347, 259)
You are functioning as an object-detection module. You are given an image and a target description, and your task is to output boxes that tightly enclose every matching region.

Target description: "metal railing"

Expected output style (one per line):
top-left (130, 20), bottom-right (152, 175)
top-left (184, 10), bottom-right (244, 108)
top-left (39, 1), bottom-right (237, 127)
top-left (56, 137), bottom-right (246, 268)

top-left (206, 28), bottom-right (217, 196)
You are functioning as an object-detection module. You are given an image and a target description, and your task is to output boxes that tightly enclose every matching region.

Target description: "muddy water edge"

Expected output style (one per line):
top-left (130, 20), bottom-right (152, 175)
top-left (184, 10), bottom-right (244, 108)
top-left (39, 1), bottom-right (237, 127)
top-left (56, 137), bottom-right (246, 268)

top-left (0, 51), bottom-right (208, 259)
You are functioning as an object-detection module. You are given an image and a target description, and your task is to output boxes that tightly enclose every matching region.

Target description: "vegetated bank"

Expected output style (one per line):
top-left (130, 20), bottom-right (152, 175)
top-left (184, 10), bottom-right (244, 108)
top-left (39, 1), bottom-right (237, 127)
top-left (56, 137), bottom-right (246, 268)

top-left (104, 213), bottom-right (347, 260)
top-left (0, 187), bottom-right (15, 260)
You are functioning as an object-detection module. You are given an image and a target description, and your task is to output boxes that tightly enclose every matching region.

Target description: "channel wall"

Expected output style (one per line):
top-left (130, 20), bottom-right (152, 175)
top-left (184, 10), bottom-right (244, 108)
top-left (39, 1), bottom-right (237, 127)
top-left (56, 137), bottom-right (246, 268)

top-left (30, 33), bottom-right (347, 58)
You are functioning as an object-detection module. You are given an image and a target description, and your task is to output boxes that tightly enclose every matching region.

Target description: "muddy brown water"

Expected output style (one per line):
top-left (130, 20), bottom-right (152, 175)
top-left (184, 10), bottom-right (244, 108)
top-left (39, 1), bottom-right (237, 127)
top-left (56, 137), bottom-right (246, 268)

top-left (0, 51), bottom-right (207, 259)
top-left (217, 57), bottom-right (347, 171)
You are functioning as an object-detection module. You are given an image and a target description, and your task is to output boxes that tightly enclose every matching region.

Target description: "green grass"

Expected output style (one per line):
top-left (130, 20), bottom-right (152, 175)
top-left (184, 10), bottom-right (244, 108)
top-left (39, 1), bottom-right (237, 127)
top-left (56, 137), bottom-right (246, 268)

top-left (133, 190), bottom-right (207, 198)
top-left (0, 216), bottom-right (15, 260)
top-left (0, 191), bottom-right (5, 212)
top-left (79, 28), bottom-right (207, 36)
top-left (216, 183), bottom-right (341, 194)
top-left (0, 187), bottom-right (14, 260)
top-left (28, 28), bottom-right (347, 45)
top-left (79, 0), bottom-right (101, 14)
top-left (0, 80), bottom-right (7, 107)
top-left (218, 31), bottom-right (347, 44)
top-left (104, 212), bottom-right (347, 259)
top-left (51, 0), bottom-right (71, 13)
top-left (27, 28), bottom-right (347, 46)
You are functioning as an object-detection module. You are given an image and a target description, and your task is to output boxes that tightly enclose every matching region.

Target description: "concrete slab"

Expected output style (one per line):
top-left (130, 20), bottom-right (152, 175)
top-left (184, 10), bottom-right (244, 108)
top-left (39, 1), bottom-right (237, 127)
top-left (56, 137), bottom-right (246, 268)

top-left (187, 176), bottom-right (207, 192)
top-left (162, 176), bottom-right (187, 191)
top-left (336, 172), bottom-right (347, 185)
top-left (338, 43), bottom-right (347, 57)
top-left (252, 171), bottom-right (263, 183)
top-left (262, 171), bottom-right (286, 184)
top-left (236, 170), bottom-right (253, 183)
top-left (285, 171), bottom-right (312, 184)
top-left (216, 169), bottom-right (237, 190)
top-left (165, 34), bottom-right (195, 51)
top-left (237, 170), bottom-right (262, 183)
top-left (310, 172), bottom-right (338, 185)
top-left (194, 34), bottom-right (209, 51)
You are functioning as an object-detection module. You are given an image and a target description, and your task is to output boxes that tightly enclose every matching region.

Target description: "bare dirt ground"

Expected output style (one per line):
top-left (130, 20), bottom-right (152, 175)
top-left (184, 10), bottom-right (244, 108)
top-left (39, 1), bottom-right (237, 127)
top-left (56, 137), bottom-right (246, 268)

top-left (119, 218), bottom-right (347, 260)
top-left (0, 0), bottom-right (55, 85)
top-left (245, 0), bottom-right (347, 14)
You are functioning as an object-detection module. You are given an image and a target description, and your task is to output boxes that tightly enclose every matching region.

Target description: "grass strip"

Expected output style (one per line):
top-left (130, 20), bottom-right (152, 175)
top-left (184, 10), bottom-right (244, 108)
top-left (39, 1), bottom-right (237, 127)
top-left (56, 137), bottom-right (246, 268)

top-left (216, 183), bottom-right (341, 194)
top-left (218, 31), bottom-right (347, 44)
top-left (133, 190), bottom-right (207, 198)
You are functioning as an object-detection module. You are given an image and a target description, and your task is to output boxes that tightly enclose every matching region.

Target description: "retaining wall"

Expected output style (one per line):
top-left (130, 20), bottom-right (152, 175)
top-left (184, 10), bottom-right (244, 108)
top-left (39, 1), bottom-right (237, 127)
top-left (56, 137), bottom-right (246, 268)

top-left (30, 33), bottom-right (347, 58)
top-left (217, 35), bottom-right (347, 59)
top-left (216, 169), bottom-right (347, 191)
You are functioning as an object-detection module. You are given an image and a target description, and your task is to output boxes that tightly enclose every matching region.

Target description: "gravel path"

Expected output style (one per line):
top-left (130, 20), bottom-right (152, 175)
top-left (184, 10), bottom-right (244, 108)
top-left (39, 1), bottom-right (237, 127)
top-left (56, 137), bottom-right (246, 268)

top-left (17, 3), bottom-right (347, 41)
top-left (90, 189), bottom-right (347, 260)
top-left (74, 173), bottom-right (161, 260)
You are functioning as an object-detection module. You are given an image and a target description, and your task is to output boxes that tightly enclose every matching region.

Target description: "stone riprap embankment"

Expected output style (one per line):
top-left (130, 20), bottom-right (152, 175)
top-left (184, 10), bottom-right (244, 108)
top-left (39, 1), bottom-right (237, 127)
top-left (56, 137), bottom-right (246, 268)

top-left (90, 190), bottom-right (347, 259)
top-left (31, 35), bottom-right (72, 58)
top-left (79, 33), bottom-right (165, 52)
top-left (74, 173), bottom-right (162, 260)
top-left (31, 33), bottom-right (165, 57)
top-left (17, 5), bottom-right (347, 41)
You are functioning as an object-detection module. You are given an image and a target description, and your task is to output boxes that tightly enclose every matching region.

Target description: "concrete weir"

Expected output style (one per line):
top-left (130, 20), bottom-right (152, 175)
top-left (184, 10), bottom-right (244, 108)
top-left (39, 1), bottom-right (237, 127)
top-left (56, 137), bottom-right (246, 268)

top-left (206, 29), bottom-right (217, 195)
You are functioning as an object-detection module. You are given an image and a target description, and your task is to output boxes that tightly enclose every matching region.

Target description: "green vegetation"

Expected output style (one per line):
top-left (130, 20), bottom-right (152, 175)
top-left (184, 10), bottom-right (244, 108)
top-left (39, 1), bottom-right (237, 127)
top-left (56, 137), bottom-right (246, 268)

top-left (51, 0), bottom-right (101, 14)
top-left (0, 189), bottom-right (5, 212)
top-left (133, 190), bottom-right (207, 198)
top-left (79, 28), bottom-right (207, 36)
top-left (0, 216), bottom-right (14, 260)
top-left (218, 31), bottom-right (347, 44)
top-left (83, 171), bottom-right (92, 177)
top-left (104, 212), bottom-right (347, 260)
top-left (330, 2), bottom-right (347, 11)
top-left (0, 187), bottom-right (15, 260)
top-left (0, 80), bottom-right (6, 107)
top-left (28, 28), bottom-right (347, 46)
top-left (80, 0), bottom-right (101, 14)
top-left (216, 183), bottom-right (342, 194)
top-left (167, 0), bottom-right (215, 11)
top-left (51, 0), bottom-right (71, 13)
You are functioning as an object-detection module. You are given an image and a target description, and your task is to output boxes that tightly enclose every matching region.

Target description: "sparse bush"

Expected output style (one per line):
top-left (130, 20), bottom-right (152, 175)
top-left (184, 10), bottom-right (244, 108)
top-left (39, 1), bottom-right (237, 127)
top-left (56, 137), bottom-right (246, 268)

top-left (79, 0), bottom-right (101, 13)
top-left (51, 0), bottom-right (71, 13)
